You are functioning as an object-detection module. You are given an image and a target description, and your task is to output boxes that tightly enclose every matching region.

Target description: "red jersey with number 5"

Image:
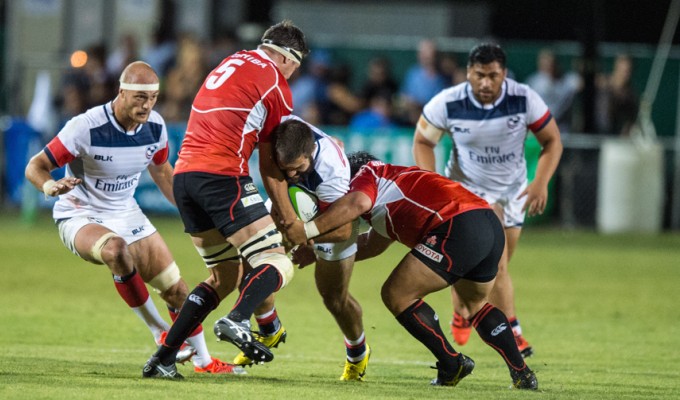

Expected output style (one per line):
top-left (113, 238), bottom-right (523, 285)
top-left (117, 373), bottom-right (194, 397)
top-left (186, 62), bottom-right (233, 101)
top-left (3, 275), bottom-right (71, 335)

top-left (174, 49), bottom-right (293, 176)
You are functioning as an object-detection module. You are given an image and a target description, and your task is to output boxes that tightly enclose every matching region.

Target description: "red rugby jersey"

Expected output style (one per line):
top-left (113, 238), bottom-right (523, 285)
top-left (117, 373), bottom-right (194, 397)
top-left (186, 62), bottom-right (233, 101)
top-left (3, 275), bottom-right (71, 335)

top-left (174, 49), bottom-right (293, 176)
top-left (350, 161), bottom-right (491, 248)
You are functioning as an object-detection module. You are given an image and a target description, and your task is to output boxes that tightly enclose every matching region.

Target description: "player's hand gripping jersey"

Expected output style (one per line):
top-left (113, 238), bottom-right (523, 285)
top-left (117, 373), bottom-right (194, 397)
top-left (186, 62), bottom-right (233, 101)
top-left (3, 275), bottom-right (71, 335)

top-left (422, 78), bottom-right (551, 191)
top-left (44, 102), bottom-right (169, 219)
top-left (350, 161), bottom-right (490, 248)
top-left (175, 49), bottom-right (294, 176)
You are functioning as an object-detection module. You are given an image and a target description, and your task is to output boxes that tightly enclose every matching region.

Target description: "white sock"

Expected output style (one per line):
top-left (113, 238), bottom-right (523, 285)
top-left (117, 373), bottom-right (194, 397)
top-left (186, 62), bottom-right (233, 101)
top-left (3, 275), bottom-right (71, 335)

top-left (131, 297), bottom-right (170, 343)
top-left (186, 330), bottom-right (212, 368)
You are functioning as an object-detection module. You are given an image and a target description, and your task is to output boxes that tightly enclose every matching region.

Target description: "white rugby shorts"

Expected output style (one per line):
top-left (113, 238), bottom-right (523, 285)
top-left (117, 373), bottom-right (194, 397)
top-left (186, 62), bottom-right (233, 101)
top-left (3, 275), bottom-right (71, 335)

top-left (460, 180), bottom-right (528, 228)
top-left (56, 209), bottom-right (157, 258)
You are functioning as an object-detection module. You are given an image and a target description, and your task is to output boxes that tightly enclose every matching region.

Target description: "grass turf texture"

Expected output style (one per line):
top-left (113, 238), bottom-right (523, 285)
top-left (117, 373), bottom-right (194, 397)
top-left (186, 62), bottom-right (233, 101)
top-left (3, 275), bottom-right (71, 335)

top-left (1, 212), bottom-right (679, 399)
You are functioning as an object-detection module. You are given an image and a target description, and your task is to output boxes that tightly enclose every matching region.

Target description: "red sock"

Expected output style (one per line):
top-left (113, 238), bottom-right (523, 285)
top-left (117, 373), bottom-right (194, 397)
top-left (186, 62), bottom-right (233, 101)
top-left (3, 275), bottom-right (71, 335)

top-left (113, 269), bottom-right (149, 307)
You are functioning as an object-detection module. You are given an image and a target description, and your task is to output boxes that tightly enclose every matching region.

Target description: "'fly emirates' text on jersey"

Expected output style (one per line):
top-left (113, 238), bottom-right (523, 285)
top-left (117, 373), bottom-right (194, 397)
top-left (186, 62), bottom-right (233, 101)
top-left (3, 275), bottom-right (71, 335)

top-left (44, 102), bottom-right (169, 219)
top-left (175, 49), bottom-right (294, 176)
top-left (283, 116), bottom-right (350, 211)
top-left (422, 78), bottom-right (552, 192)
top-left (350, 162), bottom-right (490, 248)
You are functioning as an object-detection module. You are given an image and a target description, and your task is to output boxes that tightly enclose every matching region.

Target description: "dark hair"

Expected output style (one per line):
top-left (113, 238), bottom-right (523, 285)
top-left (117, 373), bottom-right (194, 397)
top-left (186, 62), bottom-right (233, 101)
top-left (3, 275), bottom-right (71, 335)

top-left (347, 151), bottom-right (379, 178)
top-left (273, 119), bottom-right (315, 165)
top-left (467, 43), bottom-right (506, 68)
top-left (261, 20), bottom-right (310, 59)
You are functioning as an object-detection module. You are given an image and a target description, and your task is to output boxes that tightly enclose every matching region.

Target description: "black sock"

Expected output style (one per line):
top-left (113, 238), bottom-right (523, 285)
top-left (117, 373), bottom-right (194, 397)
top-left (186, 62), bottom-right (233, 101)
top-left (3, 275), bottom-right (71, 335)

top-left (155, 283), bottom-right (219, 365)
top-left (228, 264), bottom-right (281, 322)
top-left (471, 303), bottom-right (526, 370)
top-left (395, 299), bottom-right (460, 370)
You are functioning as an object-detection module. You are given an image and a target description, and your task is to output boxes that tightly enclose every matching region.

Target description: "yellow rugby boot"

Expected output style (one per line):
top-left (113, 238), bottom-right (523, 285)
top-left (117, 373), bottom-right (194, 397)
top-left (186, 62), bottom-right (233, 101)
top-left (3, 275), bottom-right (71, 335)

top-left (233, 326), bottom-right (287, 366)
top-left (340, 344), bottom-right (371, 381)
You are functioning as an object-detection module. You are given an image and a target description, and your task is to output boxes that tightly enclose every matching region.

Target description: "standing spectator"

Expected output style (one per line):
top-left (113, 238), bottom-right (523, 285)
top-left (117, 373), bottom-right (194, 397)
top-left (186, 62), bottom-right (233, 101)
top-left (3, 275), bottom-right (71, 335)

top-left (324, 63), bottom-right (364, 125)
top-left (398, 39), bottom-right (449, 125)
top-left (412, 43), bottom-right (563, 359)
top-left (349, 89), bottom-right (397, 132)
top-left (284, 152), bottom-right (538, 389)
top-left (158, 33), bottom-right (208, 122)
top-left (439, 53), bottom-right (467, 86)
top-left (289, 49), bottom-right (332, 125)
top-left (142, 20), bottom-right (309, 380)
top-left (24, 61), bottom-right (241, 376)
top-left (107, 33), bottom-right (139, 78)
top-left (526, 48), bottom-right (582, 134)
top-left (596, 53), bottom-right (639, 136)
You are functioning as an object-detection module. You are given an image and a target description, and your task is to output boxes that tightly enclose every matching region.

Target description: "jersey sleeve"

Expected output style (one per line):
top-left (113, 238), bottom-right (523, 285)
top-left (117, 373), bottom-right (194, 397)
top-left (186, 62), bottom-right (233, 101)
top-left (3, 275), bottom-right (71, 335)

top-left (525, 86), bottom-right (552, 132)
top-left (44, 116), bottom-right (89, 167)
top-left (152, 118), bottom-right (170, 165)
top-left (349, 163), bottom-right (379, 206)
top-left (421, 90), bottom-right (449, 131)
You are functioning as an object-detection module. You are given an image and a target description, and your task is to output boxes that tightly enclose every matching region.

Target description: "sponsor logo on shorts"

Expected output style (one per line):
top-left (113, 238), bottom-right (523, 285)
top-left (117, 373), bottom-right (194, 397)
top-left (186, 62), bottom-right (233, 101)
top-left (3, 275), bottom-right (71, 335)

top-left (491, 322), bottom-right (508, 336)
top-left (132, 225), bottom-right (145, 235)
top-left (426, 235), bottom-right (437, 247)
top-left (244, 183), bottom-right (257, 193)
top-left (314, 245), bottom-right (332, 254)
top-left (415, 243), bottom-right (443, 262)
top-left (241, 194), bottom-right (263, 207)
top-left (94, 154), bottom-right (113, 162)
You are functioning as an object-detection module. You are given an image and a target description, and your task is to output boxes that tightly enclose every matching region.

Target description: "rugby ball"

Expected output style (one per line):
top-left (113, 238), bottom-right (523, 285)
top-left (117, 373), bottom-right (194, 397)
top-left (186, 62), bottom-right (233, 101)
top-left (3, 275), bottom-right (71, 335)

top-left (288, 185), bottom-right (319, 222)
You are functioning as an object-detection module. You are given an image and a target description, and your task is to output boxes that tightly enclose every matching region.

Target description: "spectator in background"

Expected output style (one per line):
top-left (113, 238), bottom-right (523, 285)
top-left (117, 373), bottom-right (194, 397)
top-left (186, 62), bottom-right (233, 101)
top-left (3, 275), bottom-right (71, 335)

top-left (349, 89), bottom-right (397, 132)
top-left (207, 29), bottom-right (240, 71)
top-left (107, 33), bottom-right (139, 78)
top-left (398, 39), bottom-right (448, 125)
top-left (290, 49), bottom-right (332, 125)
top-left (143, 24), bottom-right (177, 78)
top-left (596, 53), bottom-right (639, 136)
top-left (439, 53), bottom-right (467, 86)
top-left (158, 33), bottom-right (208, 122)
top-left (526, 48), bottom-right (582, 134)
top-left (359, 57), bottom-right (399, 106)
top-left (324, 63), bottom-right (364, 125)
top-left (83, 44), bottom-right (117, 107)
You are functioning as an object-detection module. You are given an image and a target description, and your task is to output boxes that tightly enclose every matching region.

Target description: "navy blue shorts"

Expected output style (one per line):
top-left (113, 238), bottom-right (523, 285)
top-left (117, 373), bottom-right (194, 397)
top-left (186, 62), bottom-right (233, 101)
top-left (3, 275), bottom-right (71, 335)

top-left (173, 172), bottom-right (269, 238)
top-left (410, 208), bottom-right (505, 284)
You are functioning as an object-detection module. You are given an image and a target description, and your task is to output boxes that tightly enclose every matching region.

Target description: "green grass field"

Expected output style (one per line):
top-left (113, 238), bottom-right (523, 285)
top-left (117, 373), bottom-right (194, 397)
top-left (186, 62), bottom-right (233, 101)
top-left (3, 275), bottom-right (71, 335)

top-left (1, 212), bottom-right (679, 399)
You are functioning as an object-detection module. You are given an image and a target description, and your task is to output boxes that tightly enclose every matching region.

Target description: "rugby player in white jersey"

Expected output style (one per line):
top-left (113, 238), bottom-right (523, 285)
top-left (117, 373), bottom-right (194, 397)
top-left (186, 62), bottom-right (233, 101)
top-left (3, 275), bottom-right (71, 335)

top-left (412, 43), bottom-right (563, 357)
top-left (25, 61), bottom-right (243, 375)
top-left (257, 116), bottom-right (370, 380)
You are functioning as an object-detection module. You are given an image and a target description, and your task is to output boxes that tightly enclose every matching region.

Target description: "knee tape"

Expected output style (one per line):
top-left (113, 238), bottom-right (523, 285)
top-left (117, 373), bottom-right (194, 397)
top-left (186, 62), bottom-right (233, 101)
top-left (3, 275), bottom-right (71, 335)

top-left (91, 232), bottom-right (120, 264)
top-left (148, 261), bottom-right (182, 293)
top-left (195, 242), bottom-right (240, 268)
top-left (239, 224), bottom-right (294, 287)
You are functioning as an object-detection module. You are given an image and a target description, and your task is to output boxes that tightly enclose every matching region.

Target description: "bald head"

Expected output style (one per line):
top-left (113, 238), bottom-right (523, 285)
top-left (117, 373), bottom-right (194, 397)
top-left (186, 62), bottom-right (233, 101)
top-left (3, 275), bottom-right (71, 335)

top-left (119, 61), bottom-right (159, 90)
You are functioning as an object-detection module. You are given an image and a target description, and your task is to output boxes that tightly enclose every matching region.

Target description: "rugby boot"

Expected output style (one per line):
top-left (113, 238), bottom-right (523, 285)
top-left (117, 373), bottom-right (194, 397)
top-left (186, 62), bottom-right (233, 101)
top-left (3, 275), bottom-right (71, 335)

top-left (233, 326), bottom-right (287, 366)
top-left (142, 355), bottom-right (184, 380)
top-left (340, 344), bottom-right (371, 381)
top-left (214, 317), bottom-right (274, 364)
top-left (510, 366), bottom-right (538, 390)
top-left (194, 357), bottom-right (247, 375)
top-left (430, 354), bottom-right (475, 386)
top-left (450, 312), bottom-right (472, 346)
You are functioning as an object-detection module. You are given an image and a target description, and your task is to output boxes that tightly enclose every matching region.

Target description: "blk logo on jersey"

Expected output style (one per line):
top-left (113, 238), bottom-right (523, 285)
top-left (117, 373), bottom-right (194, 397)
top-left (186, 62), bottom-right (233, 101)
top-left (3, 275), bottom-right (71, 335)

top-left (415, 243), bottom-right (443, 262)
top-left (452, 126), bottom-right (471, 134)
top-left (94, 154), bottom-right (113, 162)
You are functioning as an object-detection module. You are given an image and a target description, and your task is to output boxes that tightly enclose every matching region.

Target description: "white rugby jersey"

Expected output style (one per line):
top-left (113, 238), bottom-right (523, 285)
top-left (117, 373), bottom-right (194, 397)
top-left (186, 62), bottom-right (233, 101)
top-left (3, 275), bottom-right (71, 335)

top-left (44, 102), bottom-right (169, 219)
top-left (283, 116), bottom-right (350, 210)
top-left (422, 78), bottom-right (552, 192)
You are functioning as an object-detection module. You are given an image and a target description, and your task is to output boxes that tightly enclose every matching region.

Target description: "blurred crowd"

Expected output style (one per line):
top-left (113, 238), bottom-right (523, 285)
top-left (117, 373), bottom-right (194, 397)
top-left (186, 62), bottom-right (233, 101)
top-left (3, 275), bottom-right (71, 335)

top-left (54, 31), bottom-right (640, 137)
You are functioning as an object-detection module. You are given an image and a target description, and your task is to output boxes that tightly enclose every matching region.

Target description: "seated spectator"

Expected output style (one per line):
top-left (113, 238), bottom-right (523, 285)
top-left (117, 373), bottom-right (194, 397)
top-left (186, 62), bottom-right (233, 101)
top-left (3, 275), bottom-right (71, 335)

top-left (359, 56), bottom-right (399, 105)
top-left (349, 89), bottom-right (397, 132)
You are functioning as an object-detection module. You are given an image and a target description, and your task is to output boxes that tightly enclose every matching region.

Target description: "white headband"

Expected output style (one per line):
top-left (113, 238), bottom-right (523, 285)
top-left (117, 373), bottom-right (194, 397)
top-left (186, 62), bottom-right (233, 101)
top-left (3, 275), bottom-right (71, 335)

top-left (119, 81), bottom-right (159, 91)
top-left (261, 40), bottom-right (303, 64)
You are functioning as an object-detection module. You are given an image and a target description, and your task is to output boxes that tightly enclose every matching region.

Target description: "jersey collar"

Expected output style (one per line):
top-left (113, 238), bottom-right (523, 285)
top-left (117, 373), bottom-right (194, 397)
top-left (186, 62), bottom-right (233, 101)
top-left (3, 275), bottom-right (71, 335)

top-left (105, 101), bottom-right (142, 136)
top-left (466, 80), bottom-right (508, 110)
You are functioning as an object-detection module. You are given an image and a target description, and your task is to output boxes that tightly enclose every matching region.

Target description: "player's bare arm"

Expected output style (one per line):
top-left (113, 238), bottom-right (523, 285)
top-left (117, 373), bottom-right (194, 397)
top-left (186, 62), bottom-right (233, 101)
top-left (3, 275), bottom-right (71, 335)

top-left (25, 150), bottom-right (81, 197)
top-left (260, 141), bottom-right (299, 225)
top-left (412, 116), bottom-right (443, 172)
top-left (286, 191), bottom-right (372, 246)
top-left (519, 118), bottom-right (563, 215)
top-left (148, 161), bottom-right (176, 207)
